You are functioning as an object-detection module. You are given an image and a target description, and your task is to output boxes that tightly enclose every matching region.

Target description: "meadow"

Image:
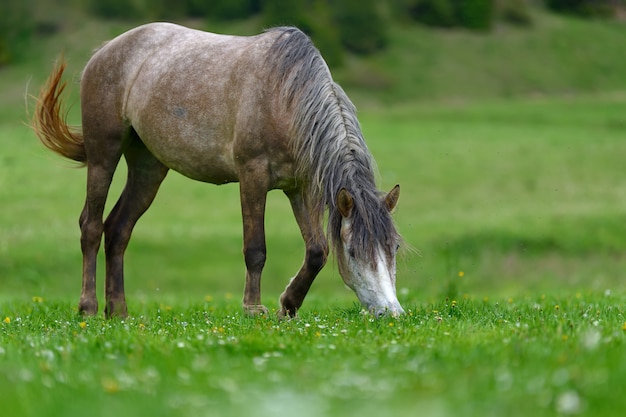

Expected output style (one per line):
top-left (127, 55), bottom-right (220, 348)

top-left (2, 11), bottom-right (626, 417)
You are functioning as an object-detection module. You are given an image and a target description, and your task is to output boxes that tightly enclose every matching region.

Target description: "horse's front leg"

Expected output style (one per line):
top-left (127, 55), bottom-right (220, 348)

top-left (239, 168), bottom-right (270, 316)
top-left (278, 191), bottom-right (328, 318)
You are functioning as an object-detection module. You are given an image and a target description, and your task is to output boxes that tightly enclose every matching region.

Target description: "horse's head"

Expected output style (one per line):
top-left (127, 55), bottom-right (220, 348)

top-left (335, 185), bottom-right (404, 317)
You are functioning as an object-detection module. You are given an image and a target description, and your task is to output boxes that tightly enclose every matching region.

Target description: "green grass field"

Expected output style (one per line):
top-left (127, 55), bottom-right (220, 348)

top-left (2, 10), bottom-right (626, 417)
top-left (1, 294), bottom-right (625, 416)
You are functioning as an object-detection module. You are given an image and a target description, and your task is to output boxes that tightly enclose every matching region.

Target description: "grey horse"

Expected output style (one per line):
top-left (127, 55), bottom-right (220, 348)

top-left (32, 23), bottom-right (404, 318)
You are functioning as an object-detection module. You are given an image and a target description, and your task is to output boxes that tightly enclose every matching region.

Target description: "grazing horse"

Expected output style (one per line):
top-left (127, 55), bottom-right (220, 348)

top-left (32, 23), bottom-right (404, 318)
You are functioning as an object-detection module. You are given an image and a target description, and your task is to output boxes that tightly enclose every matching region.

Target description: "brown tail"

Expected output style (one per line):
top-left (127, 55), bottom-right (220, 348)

top-left (32, 58), bottom-right (87, 166)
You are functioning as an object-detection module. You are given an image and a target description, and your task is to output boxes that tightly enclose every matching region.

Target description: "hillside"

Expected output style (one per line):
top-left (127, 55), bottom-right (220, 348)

top-left (333, 10), bottom-right (626, 105)
top-left (2, 8), bottom-right (626, 121)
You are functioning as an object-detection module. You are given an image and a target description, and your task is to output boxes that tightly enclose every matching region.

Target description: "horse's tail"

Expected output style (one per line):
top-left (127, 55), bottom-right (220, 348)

top-left (32, 59), bottom-right (87, 166)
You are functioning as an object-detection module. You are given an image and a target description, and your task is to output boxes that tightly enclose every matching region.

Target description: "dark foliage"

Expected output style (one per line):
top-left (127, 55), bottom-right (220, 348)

top-left (404, 0), bottom-right (495, 30)
top-left (457, 0), bottom-right (494, 30)
top-left (187, 0), bottom-right (262, 20)
top-left (545, 0), bottom-right (621, 18)
top-left (262, 0), bottom-right (344, 67)
top-left (0, 0), bottom-right (34, 64)
top-left (331, 0), bottom-right (389, 54)
top-left (496, 0), bottom-right (533, 26)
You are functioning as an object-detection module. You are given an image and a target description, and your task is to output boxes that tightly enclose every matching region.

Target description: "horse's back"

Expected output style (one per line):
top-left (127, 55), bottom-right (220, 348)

top-left (83, 22), bottom-right (273, 111)
top-left (85, 23), bottom-right (251, 76)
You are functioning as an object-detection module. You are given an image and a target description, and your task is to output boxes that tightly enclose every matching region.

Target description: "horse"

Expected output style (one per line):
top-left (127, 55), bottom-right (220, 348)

top-left (32, 22), bottom-right (404, 318)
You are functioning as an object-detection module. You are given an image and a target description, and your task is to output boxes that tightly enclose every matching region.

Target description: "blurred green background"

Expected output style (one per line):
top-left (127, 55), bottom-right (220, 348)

top-left (1, 0), bottom-right (625, 310)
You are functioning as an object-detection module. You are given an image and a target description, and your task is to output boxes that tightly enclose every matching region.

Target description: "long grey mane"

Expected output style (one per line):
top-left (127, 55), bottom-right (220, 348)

top-left (265, 27), bottom-right (400, 269)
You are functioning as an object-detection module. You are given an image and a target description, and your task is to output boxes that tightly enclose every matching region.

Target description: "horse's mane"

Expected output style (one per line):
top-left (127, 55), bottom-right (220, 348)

top-left (265, 27), bottom-right (400, 270)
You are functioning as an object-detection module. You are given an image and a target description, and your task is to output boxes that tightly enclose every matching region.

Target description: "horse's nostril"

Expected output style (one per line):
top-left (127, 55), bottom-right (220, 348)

top-left (372, 304), bottom-right (404, 318)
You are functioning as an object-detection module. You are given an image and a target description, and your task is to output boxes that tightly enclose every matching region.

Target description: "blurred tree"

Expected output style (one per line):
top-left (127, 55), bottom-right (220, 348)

top-left (406, 0), bottom-right (458, 27)
top-left (309, 0), bottom-right (344, 67)
top-left (262, 0), bottom-right (344, 67)
top-left (546, 0), bottom-right (623, 18)
top-left (188, 0), bottom-right (260, 20)
top-left (262, 0), bottom-right (310, 29)
top-left (457, 0), bottom-right (494, 30)
top-left (89, 0), bottom-right (188, 20)
top-left (89, 0), bottom-right (139, 19)
top-left (0, 0), bottom-right (35, 64)
top-left (397, 0), bottom-right (499, 30)
top-left (496, 0), bottom-right (533, 26)
top-left (332, 0), bottom-right (389, 54)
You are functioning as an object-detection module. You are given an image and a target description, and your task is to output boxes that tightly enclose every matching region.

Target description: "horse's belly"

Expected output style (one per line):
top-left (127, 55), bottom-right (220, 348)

top-left (136, 125), bottom-right (239, 184)
top-left (169, 157), bottom-right (238, 185)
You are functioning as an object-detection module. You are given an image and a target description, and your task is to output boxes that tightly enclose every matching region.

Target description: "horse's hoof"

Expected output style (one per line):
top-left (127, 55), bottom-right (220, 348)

top-left (277, 308), bottom-right (298, 320)
top-left (104, 301), bottom-right (128, 319)
top-left (78, 299), bottom-right (98, 316)
top-left (278, 293), bottom-right (299, 319)
top-left (243, 304), bottom-right (269, 317)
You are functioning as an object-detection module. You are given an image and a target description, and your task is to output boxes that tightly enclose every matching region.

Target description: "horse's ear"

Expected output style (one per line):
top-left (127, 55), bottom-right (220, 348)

top-left (337, 188), bottom-right (354, 218)
top-left (383, 184), bottom-right (400, 212)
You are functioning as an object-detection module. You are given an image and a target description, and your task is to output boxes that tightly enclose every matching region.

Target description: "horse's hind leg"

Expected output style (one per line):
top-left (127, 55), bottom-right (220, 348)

top-left (278, 191), bottom-right (328, 318)
top-left (102, 135), bottom-right (168, 318)
top-left (78, 139), bottom-right (123, 316)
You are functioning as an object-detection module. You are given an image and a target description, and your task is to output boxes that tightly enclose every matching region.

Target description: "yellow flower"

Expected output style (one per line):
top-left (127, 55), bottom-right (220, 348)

top-left (451, 300), bottom-right (457, 307)
top-left (138, 323), bottom-right (145, 330)
top-left (458, 271), bottom-right (464, 278)
top-left (555, 305), bottom-right (560, 310)
top-left (3, 317), bottom-right (10, 324)
top-left (102, 378), bottom-right (119, 394)
top-left (79, 321), bottom-right (87, 329)
top-left (388, 322), bottom-right (394, 327)
top-left (204, 295), bottom-right (213, 302)
top-left (32, 296), bottom-right (44, 303)
top-left (622, 322), bottom-right (626, 331)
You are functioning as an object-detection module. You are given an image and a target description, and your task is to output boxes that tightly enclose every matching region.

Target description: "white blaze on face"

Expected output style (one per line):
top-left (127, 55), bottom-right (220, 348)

top-left (335, 185), bottom-right (403, 317)
top-left (340, 218), bottom-right (405, 317)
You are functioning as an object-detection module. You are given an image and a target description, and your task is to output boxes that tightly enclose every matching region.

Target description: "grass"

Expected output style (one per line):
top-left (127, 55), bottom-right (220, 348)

top-left (361, 95), bottom-right (626, 297)
top-left (336, 11), bottom-right (626, 103)
top-left (2, 8), bottom-right (626, 417)
top-left (1, 294), bottom-right (626, 417)
top-left (4, 94), bottom-right (625, 302)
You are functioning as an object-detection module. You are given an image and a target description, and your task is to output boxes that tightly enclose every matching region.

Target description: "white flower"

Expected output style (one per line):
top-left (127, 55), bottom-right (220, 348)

top-left (556, 390), bottom-right (583, 415)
